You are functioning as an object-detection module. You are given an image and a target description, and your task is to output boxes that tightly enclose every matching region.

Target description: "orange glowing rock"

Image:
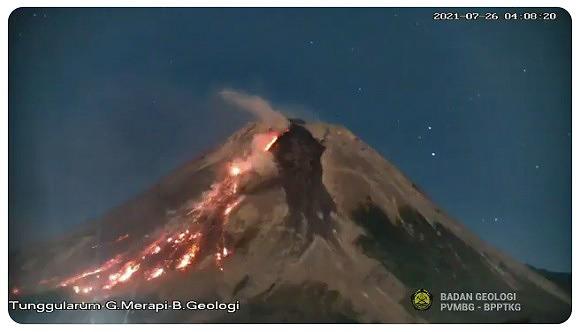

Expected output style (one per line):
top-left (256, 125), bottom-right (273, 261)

top-left (115, 233), bottom-right (130, 242)
top-left (58, 256), bottom-right (121, 287)
top-left (224, 196), bottom-right (245, 216)
top-left (117, 262), bottom-right (140, 283)
top-left (176, 254), bottom-right (192, 270)
top-left (264, 135), bottom-right (278, 151)
top-left (176, 244), bottom-right (200, 270)
top-left (229, 165), bottom-right (242, 176)
top-left (146, 268), bottom-right (164, 281)
top-left (143, 242), bottom-right (162, 256)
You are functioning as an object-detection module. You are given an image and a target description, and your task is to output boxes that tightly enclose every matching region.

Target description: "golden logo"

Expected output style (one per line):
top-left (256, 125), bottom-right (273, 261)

top-left (411, 289), bottom-right (433, 311)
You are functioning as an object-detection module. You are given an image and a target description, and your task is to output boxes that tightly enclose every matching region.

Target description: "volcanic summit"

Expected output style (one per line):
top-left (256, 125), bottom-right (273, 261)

top-left (9, 119), bottom-right (571, 323)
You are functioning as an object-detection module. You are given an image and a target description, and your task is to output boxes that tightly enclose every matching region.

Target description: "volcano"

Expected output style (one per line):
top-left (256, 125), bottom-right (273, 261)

top-left (9, 120), bottom-right (571, 323)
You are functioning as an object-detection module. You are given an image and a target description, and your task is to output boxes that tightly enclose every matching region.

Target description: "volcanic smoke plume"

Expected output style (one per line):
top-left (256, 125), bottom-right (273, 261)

top-left (219, 89), bottom-right (290, 131)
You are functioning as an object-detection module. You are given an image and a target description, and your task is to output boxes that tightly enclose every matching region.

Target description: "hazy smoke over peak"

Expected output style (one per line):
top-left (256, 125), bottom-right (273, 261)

top-left (219, 89), bottom-right (290, 130)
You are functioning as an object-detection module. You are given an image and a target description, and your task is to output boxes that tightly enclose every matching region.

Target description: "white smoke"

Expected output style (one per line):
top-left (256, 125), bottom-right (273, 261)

top-left (219, 89), bottom-right (290, 131)
top-left (248, 151), bottom-right (278, 178)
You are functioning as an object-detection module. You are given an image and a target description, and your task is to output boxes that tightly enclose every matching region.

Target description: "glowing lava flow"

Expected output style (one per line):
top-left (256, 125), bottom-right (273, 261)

top-left (59, 256), bottom-right (122, 287)
top-left (27, 129), bottom-right (284, 298)
top-left (264, 135), bottom-right (279, 152)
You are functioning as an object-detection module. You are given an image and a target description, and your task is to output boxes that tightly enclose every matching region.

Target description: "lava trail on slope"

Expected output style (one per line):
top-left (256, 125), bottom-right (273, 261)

top-left (13, 129), bottom-right (284, 299)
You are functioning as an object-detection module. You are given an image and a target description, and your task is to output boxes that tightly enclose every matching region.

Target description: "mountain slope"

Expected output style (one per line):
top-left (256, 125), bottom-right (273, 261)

top-left (10, 120), bottom-right (571, 323)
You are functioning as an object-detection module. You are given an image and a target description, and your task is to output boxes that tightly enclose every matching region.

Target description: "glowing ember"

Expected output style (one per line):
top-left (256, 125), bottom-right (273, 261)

top-left (176, 244), bottom-right (200, 270)
top-left (11, 288), bottom-right (20, 295)
top-left (102, 261), bottom-right (140, 290)
top-left (228, 160), bottom-right (251, 177)
top-left (224, 196), bottom-right (245, 216)
top-left (229, 165), bottom-right (241, 176)
top-left (115, 234), bottom-right (130, 242)
top-left (73, 286), bottom-right (80, 294)
top-left (176, 255), bottom-right (192, 270)
top-left (147, 268), bottom-right (164, 281)
top-left (215, 252), bottom-right (225, 271)
top-left (118, 262), bottom-right (140, 283)
top-left (59, 256), bottom-right (121, 287)
top-left (141, 242), bottom-right (163, 258)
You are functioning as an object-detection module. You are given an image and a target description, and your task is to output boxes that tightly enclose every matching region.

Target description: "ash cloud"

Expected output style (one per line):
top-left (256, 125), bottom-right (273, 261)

top-left (219, 89), bottom-right (290, 131)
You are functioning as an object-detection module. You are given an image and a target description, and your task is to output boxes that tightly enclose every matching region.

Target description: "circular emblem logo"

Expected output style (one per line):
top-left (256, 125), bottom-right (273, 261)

top-left (411, 289), bottom-right (433, 311)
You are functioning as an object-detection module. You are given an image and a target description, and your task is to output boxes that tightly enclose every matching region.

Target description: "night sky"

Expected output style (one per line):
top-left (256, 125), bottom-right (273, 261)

top-left (9, 8), bottom-right (571, 272)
